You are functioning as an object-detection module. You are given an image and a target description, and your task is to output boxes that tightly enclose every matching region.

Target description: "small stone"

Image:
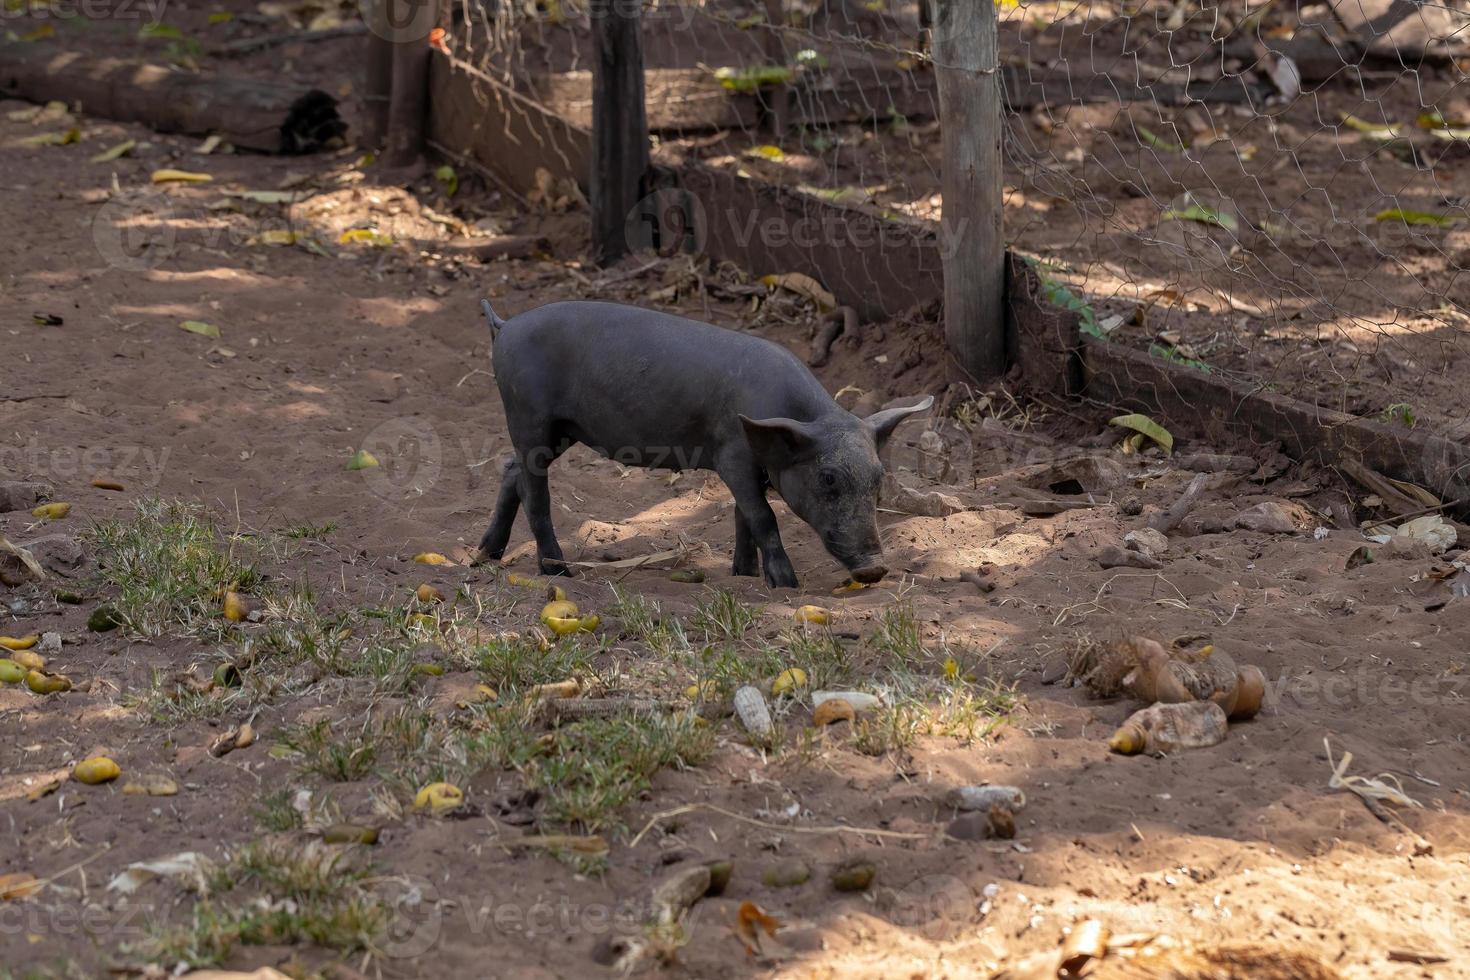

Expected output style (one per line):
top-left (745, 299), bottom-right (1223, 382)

top-left (762, 860), bottom-right (811, 888)
top-left (1233, 500), bottom-right (1302, 533)
top-left (1124, 527), bottom-right (1169, 558)
top-left (831, 860), bottom-right (876, 892)
top-left (1097, 544), bottom-right (1161, 569)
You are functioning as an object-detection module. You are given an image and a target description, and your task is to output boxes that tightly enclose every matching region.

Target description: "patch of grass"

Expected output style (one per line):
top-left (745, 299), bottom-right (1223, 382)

top-left (852, 701), bottom-right (923, 757)
top-left (250, 790), bottom-right (303, 832)
top-left (678, 643), bottom-right (785, 703)
top-left (869, 600), bottom-right (924, 665)
top-left (690, 589), bottom-right (755, 643)
top-left (250, 584), bottom-right (357, 672)
top-left (275, 719), bottom-right (379, 782)
top-left (456, 698), bottom-right (544, 773)
top-left (608, 583), bottom-right (685, 655)
top-left (281, 521), bottom-right (337, 541)
top-left (1381, 402), bottom-right (1417, 428)
top-left (779, 627), bottom-right (853, 691)
top-left (926, 678), bottom-right (1021, 741)
top-left (532, 713), bottom-right (714, 833)
top-left (89, 499), bottom-right (259, 638)
top-left (126, 668), bottom-right (243, 725)
top-left (134, 841), bottom-right (383, 969)
top-left (474, 631), bottom-right (594, 693)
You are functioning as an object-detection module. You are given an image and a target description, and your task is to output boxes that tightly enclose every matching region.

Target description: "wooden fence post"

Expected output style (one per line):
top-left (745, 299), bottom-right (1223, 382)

top-left (382, 0), bottom-right (435, 167)
top-left (590, 0), bottom-right (650, 264)
top-left (361, 0), bottom-right (393, 150)
top-left (931, 0), bottom-right (1005, 381)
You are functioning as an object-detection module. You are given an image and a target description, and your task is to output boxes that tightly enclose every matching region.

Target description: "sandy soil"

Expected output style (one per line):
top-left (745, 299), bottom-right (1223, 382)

top-left (2, 7), bottom-right (1470, 980)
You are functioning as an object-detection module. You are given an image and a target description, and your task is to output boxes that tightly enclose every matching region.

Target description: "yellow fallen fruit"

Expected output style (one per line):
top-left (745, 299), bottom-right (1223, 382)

top-left (544, 614), bottom-right (598, 637)
top-left (1108, 723), bottom-right (1148, 755)
top-left (91, 478), bottom-right (126, 491)
top-left (508, 574), bottom-right (566, 601)
top-left (812, 698), bottom-right (855, 726)
top-left (12, 649), bottom-right (44, 671)
top-left (31, 503), bottom-right (70, 520)
top-left (122, 775), bottom-right (179, 797)
top-left (346, 448), bottom-right (379, 470)
top-left (413, 781), bottom-right (464, 816)
top-left (73, 757), bottom-right (120, 784)
top-left (685, 680), bottom-right (718, 700)
top-left (771, 667), bottom-right (808, 696)
top-left (414, 552), bottom-right (450, 566)
top-left (532, 678), bottom-right (581, 699)
top-left (339, 228), bottom-right (393, 246)
top-left (794, 605), bottom-right (830, 626)
top-left (222, 591), bottom-right (249, 622)
top-left (249, 229), bottom-right (298, 247)
top-left (540, 599), bottom-right (580, 624)
top-left (25, 670), bottom-right (70, 694)
top-left (832, 580), bottom-right (867, 595)
top-left (151, 168), bottom-right (212, 183)
top-left (322, 823), bottom-right (379, 845)
top-left (416, 583), bottom-right (445, 604)
top-left (406, 613), bottom-right (436, 629)
top-left (473, 683), bottom-right (497, 701)
top-left (0, 660), bottom-right (25, 684)
top-left (0, 635), bottom-right (38, 651)
top-left (412, 662), bottom-right (444, 676)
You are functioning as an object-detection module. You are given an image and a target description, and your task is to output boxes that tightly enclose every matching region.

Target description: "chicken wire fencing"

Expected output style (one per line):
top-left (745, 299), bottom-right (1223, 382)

top-left (431, 0), bottom-right (1470, 502)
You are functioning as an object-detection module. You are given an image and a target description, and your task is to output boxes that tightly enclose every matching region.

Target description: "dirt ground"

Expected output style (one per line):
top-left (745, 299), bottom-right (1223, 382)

top-left (3, 5), bottom-right (1470, 980)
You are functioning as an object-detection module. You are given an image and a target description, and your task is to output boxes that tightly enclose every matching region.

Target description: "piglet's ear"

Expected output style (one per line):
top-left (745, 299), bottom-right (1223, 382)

top-left (740, 415), bottom-right (819, 469)
top-left (864, 395), bottom-right (934, 451)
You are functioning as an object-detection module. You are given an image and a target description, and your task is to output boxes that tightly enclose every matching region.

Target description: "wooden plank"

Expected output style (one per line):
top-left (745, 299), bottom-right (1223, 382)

top-left (426, 51), bottom-right (591, 195)
top-left (1005, 254), bottom-right (1083, 399)
top-left (590, 2), bottom-right (650, 264)
top-left (534, 70), bottom-right (760, 134)
top-left (1083, 339), bottom-right (1470, 508)
top-left (932, 0), bottom-right (1006, 381)
top-left (652, 150), bottom-right (944, 322)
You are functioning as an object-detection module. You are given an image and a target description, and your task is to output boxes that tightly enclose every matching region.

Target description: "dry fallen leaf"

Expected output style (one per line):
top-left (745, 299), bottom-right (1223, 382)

top-left (759, 272), bottom-right (836, 311)
top-left (734, 900), bottom-right (782, 955)
top-left (151, 169), bottom-right (213, 184)
top-left (0, 873), bottom-right (42, 901)
top-left (180, 320), bottom-right (221, 339)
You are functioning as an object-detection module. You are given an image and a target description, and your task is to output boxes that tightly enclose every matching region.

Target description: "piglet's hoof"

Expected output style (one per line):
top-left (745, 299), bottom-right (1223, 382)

top-left (540, 559), bottom-right (576, 577)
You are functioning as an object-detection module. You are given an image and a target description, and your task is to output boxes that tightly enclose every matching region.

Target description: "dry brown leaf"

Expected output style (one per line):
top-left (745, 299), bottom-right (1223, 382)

top-left (734, 900), bottom-right (782, 955)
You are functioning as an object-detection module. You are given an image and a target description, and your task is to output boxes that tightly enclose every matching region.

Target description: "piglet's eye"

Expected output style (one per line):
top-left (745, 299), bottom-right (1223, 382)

top-left (820, 471), bottom-right (838, 487)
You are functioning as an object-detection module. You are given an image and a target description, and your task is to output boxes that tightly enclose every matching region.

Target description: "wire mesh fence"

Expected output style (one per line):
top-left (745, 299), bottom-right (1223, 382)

top-left (431, 0), bottom-right (1470, 501)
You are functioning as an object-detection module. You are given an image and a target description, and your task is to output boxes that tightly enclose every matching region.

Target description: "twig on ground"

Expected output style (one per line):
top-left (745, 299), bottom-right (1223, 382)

top-left (1149, 472), bottom-right (1211, 534)
top-left (630, 802), bottom-right (936, 848)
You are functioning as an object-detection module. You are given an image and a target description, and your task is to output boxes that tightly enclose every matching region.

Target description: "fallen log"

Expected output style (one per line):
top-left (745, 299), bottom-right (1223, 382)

top-left (417, 234), bottom-right (550, 262)
top-left (0, 42), bottom-right (345, 154)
